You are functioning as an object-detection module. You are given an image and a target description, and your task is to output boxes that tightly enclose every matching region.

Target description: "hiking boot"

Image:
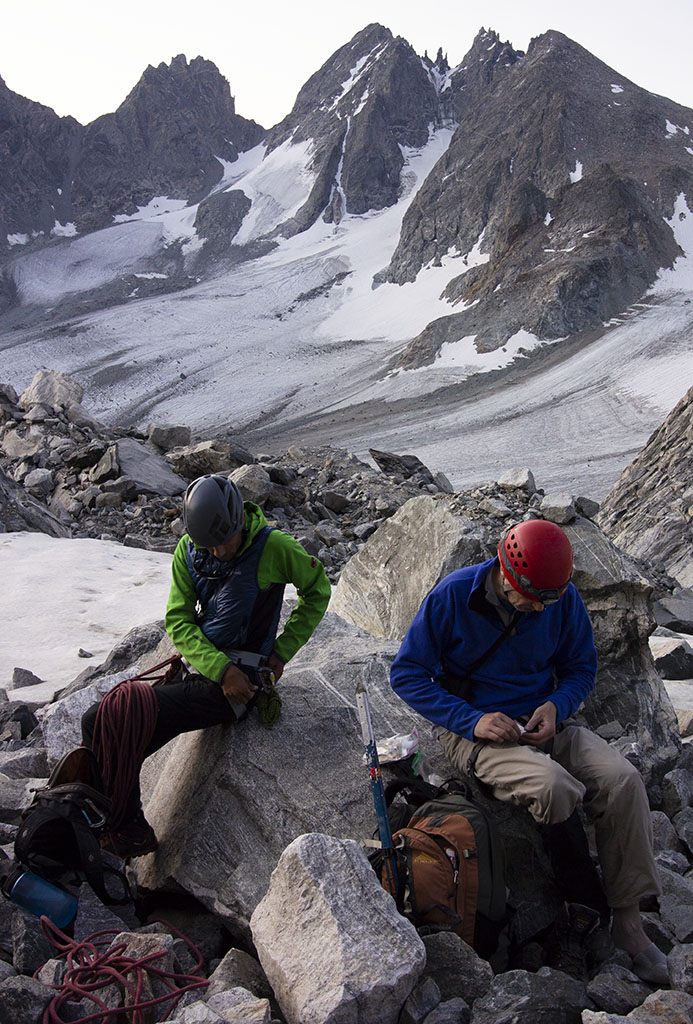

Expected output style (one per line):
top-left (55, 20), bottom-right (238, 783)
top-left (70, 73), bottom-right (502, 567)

top-left (102, 813), bottom-right (158, 859)
top-left (545, 902), bottom-right (601, 980)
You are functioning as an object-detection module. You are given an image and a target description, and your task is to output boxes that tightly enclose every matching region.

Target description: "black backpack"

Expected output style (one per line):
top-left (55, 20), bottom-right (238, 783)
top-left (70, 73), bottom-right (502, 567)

top-left (14, 747), bottom-right (128, 906)
top-left (371, 775), bottom-right (508, 956)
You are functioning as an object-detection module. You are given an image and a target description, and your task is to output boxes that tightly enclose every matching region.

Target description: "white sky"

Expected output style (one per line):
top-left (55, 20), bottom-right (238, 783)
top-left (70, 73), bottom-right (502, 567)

top-left (2, 0), bottom-right (692, 130)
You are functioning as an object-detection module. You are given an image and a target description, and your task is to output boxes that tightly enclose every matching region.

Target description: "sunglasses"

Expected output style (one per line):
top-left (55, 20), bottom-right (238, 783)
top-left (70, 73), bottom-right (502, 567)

top-left (501, 575), bottom-right (566, 605)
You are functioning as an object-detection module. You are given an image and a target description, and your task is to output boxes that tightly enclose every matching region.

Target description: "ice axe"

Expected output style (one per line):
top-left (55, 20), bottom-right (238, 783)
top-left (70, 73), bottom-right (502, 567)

top-left (355, 676), bottom-right (398, 896)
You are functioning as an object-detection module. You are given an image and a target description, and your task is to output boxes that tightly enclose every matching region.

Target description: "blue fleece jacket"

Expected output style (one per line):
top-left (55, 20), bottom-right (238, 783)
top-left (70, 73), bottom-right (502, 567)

top-left (390, 557), bottom-right (597, 740)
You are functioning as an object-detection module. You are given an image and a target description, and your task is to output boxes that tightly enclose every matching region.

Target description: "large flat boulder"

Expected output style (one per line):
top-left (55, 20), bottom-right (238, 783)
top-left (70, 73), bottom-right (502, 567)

top-left (115, 438), bottom-right (187, 496)
top-left (133, 613), bottom-right (449, 932)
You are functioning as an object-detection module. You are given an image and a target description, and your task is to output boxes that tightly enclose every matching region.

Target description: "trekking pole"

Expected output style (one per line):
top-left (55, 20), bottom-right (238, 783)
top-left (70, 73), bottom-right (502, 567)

top-left (355, 677), bottom-right (398, 896)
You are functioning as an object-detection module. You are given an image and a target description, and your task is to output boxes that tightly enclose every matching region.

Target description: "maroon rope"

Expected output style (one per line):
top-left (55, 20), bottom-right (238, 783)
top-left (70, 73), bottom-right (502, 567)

top-left (38, 916), bottom-right (208, 1024)
top-left (92, 680), bottom-right (159, 831)
top-left (127, 656), bottom-right (183, 688)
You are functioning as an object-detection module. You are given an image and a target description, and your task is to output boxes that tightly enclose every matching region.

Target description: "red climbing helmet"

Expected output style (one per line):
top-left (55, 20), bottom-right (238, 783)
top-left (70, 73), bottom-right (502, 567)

top-left (498, 520), bottom-right (573, 604)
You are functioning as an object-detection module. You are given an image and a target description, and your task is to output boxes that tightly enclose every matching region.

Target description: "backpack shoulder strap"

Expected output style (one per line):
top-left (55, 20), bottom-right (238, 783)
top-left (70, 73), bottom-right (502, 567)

top-left (443, 611), bottom-right (521, 699)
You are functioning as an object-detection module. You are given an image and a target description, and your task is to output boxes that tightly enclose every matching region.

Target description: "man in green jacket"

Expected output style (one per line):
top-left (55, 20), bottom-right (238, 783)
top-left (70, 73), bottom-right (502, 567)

top-left (82, 473), bottom-right (330, 857)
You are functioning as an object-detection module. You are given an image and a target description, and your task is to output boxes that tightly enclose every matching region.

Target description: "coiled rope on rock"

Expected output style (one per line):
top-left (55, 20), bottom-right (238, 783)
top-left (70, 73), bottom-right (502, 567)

top-left (37, 914), bottom-right (208, 1024)
top-left (92, 657), bottom-right (181, 831)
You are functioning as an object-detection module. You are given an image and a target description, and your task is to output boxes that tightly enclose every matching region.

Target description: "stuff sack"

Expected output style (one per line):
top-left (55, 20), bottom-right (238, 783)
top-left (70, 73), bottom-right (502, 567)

top-left (14, 747), bottom-right (128, 905)
top-left (372, 778), bottom-right (507, 954)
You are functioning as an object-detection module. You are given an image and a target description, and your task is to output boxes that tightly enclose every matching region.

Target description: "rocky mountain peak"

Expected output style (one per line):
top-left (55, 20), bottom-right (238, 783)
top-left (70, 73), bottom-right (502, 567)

top-left (0, 54), bottom-right (264, 248)
top-left (422, 47), bottom-right (450, 75)
top-left (264, 23), bottom-right (442, 235)
top-left (386, 26), bottom-right (693, 366)
top-left (131, 53), bottom-right (237, 118)
top-left (438, 27), bottom-right (523, 121)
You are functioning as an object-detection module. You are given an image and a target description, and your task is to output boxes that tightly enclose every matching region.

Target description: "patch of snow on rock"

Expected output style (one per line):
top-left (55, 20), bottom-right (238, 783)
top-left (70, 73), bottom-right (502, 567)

top-left (232, 138), bottom-right (315, 244)
top-left (50, 221), bottom-right (78, 238)
top-left (435, 328), bottom-right (552, 372)
top-left (655, 193), bottom-right (693, 292)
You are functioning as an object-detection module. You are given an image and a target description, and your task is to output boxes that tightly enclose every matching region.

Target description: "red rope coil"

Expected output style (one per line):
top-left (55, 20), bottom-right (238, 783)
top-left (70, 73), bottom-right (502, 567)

top-left (38, 915), bottom-right (208, 1024)
top-left (92, 680), bottom-right (159, 832)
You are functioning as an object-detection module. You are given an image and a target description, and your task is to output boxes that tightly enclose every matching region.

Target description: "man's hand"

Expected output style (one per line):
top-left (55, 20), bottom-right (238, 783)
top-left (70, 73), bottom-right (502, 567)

top-left (520, 701), bottom-right (557, 745)
top-left (267, 652), bottom-right (284, 683)
top-left (473, 712), bottom-right (522, 743)
top-left (221, 663), bottom-right (258, 705)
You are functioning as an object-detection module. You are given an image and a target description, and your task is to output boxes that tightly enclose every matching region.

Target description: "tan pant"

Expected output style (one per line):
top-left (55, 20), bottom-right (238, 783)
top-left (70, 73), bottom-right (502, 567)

top-left (439, 723), bottom-right (662, 908)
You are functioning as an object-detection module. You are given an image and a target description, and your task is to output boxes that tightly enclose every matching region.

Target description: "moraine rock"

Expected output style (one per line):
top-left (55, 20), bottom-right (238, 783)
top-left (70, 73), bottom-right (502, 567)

top-left (582, 989), bottom-right (693, 1023)
top-left (0, 975), bottom-right (54, 1024)
top-left (19, 369), bottom-right (84, 412)
top-left (250, 833), bottom-right (425, 1024)
top-left (147, 423), bottom-right (192, 452)
top-left (229, 464), bottom-right (273, 505)
top-left (586, 965), bottom-right (652, 1016)
top-left (650, 636), bottom-right (693, 679)
top-left (421, 932), bottom-right (493, 1004)
top-left (206, 948), bottom-right (273, 1002)
top-left (654, 590), bottom-right (693, 635)
top-left (0, 466), bottom-right (70, 536)
top-left (164, 439), bottom-right (254, 478)
top-left (597, 385), bottom-right (693, 589)
top-left (469, 967), bottom-right (589, 1024)
top-left (114, 437), bottom-right (186, 496)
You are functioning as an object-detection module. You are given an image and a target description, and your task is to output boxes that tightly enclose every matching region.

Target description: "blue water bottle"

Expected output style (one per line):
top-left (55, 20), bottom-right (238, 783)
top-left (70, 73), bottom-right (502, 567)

top-left (1, 862), bottom-right (78, 929)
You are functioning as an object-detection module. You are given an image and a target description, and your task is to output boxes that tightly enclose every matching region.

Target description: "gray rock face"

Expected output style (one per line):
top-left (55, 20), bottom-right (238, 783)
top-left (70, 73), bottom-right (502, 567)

top-left (469, 967), bottom-right (588, 1024)
top-left (421, 932), bottom-right (493, 1004)
top-left (37, 669), bottom-right (137, 763)
top-left (583, 989), bottom-right (693, 1023)
top-left (115, 438), bottom-right (187, 496)
top-left (389, 30), bottom-right (692, 363)
top-left (193, 190), bottom-right (252, 252)
top-left (133, 615), bottom-right (447, 929)
top-left (597, 385), bottom-right (693, 589)
top-left (250, 833), bottom-right (425, 1024)
top-left (331, 495), bottom-right (487, 638)
top-left (0, 466), bottom-right (70, 536)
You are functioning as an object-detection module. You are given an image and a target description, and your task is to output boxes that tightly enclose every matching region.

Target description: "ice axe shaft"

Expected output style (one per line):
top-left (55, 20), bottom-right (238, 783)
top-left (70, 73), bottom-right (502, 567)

top-left (355, 677), bottom-right (398, 894)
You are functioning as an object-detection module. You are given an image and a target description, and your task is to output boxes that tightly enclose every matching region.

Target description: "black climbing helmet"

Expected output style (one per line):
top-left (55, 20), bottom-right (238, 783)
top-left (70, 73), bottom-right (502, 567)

top-left (182, 475), bottom-right (245, 547)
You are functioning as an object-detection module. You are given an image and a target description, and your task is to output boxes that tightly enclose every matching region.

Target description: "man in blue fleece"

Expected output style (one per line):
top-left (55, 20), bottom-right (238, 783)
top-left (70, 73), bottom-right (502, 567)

top-left (390, 519), bottom-right (666, 984)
